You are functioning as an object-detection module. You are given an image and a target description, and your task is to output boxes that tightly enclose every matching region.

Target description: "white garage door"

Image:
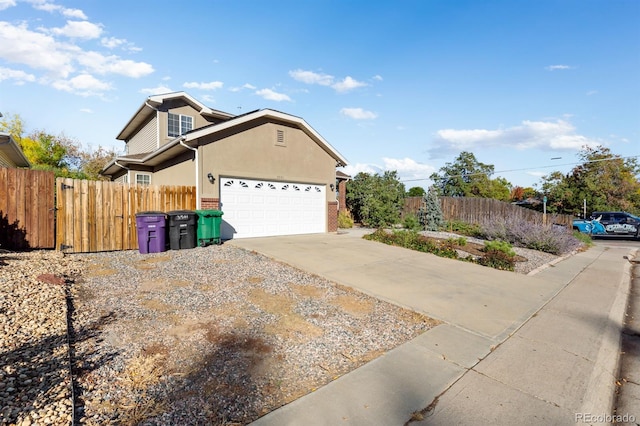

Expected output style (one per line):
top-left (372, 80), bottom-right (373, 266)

top-left (220, 177), bottom-right (326, 239)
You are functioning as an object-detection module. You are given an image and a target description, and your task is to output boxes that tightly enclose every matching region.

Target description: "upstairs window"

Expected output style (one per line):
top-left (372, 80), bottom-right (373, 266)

top-left (168, 113), bottom-right (193, 137)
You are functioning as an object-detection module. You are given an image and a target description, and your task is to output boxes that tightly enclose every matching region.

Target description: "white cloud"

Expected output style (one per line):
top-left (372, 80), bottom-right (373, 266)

top-left (289, 69), bottom-right (333, 86)
top-left (332, 76), bottom-right (367, 92)
top-left (229, 83), bottom-right (256, 92)
top-left (140, 85), bottom-right (173, 95)
top-left (290, 68), bottom-right (368, 93)
top-left (183, 81), bottom-right (224, 90)
top-left (382, 157), bottom-right (435, 179)
top-left (200, 94), bottom-right (215, 103)
top-left (30, 1), bottom-right (88, 19)
top-left (0, 19), bottom-right (153, 96)
top-left (76, 51), bottom-right (153, 77)
top-left (101, 36), bottom-right (124, 49)
top-left (0, 66), bottom-right (36, 83)
top-left (586, 90), bottom-right (598, 96)
top-left (372, 75), bottom-right (383, 81)
top-left (51, 20), bottom-right (103, 39)
top-left (342, 163), bottom-right (380, 176)
top-left (255, 88), bottom-right (292, 102)
top-left (0, 21), bottom-right (75, 77)
top-left (429, 119), bottom-right (601, 158)
top-left (80, 108), bottom-right (93, 113)
top-left (0, 0), bottom-right (16, 11)
top-left (100, 36), bottom-right (140, 52)
top-left (340, 107), bottom-right (377, 120)
top-left (545, 64), bottom-right (573, 71)
top-left (52, 73), bottom-right (112, 96)
top-left (60, 8), bottom-right (87, 19)
top-left (342, 157), bottom-right (435, 188)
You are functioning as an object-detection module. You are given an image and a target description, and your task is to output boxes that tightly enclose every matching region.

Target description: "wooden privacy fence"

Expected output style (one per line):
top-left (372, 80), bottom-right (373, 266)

top-left (56, 178), bottom-right (196, 253)
top-left (0, 168), bottom-right (55, 250)
top-left (403, 196), bottom-right (574, 228)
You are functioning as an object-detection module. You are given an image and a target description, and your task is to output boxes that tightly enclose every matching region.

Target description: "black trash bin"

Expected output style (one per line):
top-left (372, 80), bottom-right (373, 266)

top-left (167, 210), bottom-right (197, 250)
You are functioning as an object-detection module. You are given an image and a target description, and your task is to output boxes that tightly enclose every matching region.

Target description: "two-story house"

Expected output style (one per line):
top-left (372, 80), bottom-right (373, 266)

top-left (101, 92), bottom-right (349, 240)
top-left (0, 132), bottom-right (30, 168)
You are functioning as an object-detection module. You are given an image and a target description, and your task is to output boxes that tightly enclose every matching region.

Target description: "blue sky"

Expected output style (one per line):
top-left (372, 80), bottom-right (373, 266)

top-left (1, 0), bottom-right (638, 190)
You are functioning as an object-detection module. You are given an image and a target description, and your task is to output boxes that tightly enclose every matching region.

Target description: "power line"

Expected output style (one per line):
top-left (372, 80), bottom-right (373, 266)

top-left (401, 155), bottom-right (640, 183)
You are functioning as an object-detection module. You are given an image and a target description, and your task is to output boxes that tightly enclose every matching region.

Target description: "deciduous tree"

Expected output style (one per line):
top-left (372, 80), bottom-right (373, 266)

top-left (346, 171), bottom-right (405, 227)
top-left (430, 151), bottom-right (512, 201)
top-left (539, 145), bottom-right (640, 215)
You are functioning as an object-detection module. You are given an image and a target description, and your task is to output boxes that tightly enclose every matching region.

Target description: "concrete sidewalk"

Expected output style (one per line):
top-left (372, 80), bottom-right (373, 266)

top-left (230, 230), bottom-right (637, 426)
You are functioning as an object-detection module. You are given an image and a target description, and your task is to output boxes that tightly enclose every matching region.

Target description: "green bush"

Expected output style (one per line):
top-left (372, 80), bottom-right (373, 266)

top-left (364, 229), bottom-right (458, 259)
top-left (338, 210), bottom-right (354, 228)
top-left (445, 236), bottom-right (467, 246)
top-left (364, 230), bottom-right (521, 271)
top-left (483, 240), bottom-right (515, 257)
top-left (572, 230), bottom-right (594, 247)
top-left (479, 240), bottom-right (515, 271)
top-left (443, 220), bottom-right (482, 237)
top-left (478, 249), bottom-right (515, 271)
top-left (403, 214), bottom-right (421, 231)
top-left (345, 171), bottom-right (405, 227)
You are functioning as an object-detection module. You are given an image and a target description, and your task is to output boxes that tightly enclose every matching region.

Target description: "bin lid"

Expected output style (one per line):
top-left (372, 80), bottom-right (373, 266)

top-left (136, 211), bottom-right (166, 216)
top-left (168, 210), bottom-right (196, 216)
top-left (195, 209), bottom-right (223, 217)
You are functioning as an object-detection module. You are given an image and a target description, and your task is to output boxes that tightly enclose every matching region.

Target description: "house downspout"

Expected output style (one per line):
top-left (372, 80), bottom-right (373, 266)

top-left (180, 138), bottom-right (200, 209)
top-left (114, 161), bottom-right (130, 183)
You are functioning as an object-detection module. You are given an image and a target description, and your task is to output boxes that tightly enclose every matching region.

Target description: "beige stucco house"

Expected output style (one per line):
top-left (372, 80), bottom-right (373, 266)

top-left (101, 92), bottom-right (348, 240)
top-left (0, 132), bottom-right (30, 168)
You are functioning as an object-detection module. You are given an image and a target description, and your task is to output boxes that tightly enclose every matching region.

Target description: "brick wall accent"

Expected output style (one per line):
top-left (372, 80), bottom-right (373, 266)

top-left (201, 197), bottom-right (220, 210)
top-left (338, 180), bottom-right (347, 213)
top-left (328, 201), bottom-right (338, 232)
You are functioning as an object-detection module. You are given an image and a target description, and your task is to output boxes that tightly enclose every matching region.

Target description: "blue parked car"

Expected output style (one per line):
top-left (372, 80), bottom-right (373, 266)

top-left (573, 211), bottom-right (640, 238)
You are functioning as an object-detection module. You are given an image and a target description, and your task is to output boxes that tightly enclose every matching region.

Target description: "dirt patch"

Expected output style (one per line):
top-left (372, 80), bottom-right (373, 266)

top-left (332, 294), bottom-right (375, 317)
top-left (291, 283), bottom-right (326, 299)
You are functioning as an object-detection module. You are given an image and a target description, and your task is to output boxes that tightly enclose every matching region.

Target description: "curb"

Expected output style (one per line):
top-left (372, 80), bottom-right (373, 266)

top-left (579, 249), bottom-right (636, 415)
top-left (526, 249), bottom-right (579, 276)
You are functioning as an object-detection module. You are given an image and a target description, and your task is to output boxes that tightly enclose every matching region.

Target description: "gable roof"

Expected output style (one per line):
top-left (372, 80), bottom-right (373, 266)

top-left (0, 132), bottom-right (30, 168)
top-left (116, 91), bottom-right (235, 141)
top-left (102, 107), bottom-right (348, 176)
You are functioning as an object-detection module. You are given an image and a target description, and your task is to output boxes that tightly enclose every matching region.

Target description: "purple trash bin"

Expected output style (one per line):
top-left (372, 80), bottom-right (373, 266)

top-left (135, 211), bottom-right (167, 254)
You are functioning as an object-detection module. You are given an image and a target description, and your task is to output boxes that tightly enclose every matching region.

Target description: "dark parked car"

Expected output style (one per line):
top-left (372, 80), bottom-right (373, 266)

top-left (589, 211), bottom-right (640, 237)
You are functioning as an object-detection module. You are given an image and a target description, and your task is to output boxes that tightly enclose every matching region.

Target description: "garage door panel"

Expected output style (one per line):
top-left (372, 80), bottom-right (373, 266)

top-left (221, 178), bottom-right (326, 239)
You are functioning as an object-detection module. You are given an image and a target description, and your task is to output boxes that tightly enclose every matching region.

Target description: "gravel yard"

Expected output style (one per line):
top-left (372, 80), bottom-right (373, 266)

top-left (2, 244), bottom-right (437, 426)
top-left (1, 231), bottom-right (562, 425)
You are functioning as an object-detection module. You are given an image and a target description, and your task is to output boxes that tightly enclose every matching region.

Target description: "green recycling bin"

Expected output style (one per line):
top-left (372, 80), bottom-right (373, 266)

top-left (195, 209), bottom-right (224, 246)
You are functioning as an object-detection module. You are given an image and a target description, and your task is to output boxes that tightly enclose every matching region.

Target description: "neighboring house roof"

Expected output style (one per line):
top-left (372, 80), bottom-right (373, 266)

top-left (0, 132), bottom-right (30, 168)
top-left (102, 108), bottom-right (349, 176)
top-left (336, 170), bottom-right (351, 180)
top-left (116, 91), bottom-right (235, 141)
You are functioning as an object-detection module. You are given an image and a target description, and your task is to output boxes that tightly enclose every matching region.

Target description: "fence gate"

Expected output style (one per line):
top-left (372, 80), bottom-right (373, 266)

top-left (0, 168), bottom-right (55, 250)
top-left (56, 178), bottom-right (196, 253)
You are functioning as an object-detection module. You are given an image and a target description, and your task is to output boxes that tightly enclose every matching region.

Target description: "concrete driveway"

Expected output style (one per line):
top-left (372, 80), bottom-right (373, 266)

top-left (229, 228), bottom-right (577, 343)
top-left (231, 229), bottom-right (635, 425)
